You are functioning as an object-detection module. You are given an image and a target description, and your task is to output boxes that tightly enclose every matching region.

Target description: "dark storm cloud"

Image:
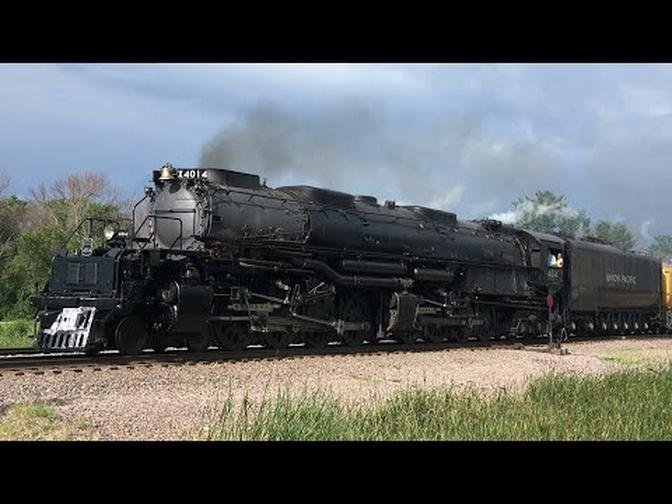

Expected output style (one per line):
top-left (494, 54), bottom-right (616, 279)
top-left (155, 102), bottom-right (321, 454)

top-left (3, 64), bottom-right (672, 239)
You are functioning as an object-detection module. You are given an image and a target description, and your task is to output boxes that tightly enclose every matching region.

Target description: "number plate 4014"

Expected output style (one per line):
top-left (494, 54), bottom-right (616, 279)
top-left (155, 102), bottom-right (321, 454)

top-left (178, 169), bottom-right (208, 179)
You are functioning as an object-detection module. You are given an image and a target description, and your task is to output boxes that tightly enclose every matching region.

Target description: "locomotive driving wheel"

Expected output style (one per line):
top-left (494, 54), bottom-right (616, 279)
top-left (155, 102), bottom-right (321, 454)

top-left (337, 293), bottom-right (373, 347)
top-left (422, 323), bottom-right (444, 343)
top-left (186, 323), bottom-right (212, 353)
top-left (304, 331), bottom-right (330, 348)
top-left (302, 298), bottom-right (336, 349)
top-left (470, 309), bottom-right (494, 342)
top-left (263, 330), bottom-right (293, 350)
top-left (151, 333), bottom-right (167, 353)
top-left (397, 329), bottom-right (419, 344)
top-left (218, 323), bottom-right (253, 351)
top-left (115, 315), bottom-right (148, 356)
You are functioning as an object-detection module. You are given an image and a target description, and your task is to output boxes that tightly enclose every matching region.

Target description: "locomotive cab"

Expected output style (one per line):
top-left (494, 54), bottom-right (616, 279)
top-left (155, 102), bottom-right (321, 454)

top-left (527, 231), bottom-right (566, 289)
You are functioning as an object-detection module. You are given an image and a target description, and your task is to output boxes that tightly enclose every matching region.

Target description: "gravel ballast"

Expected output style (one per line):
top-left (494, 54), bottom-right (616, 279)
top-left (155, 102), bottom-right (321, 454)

top-left (1, 337), bottom-right (671, 440)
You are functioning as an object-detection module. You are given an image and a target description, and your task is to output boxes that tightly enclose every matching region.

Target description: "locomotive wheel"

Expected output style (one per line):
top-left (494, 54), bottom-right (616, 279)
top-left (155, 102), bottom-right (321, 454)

top-left (85, 346), bottom-right (101, 357)
top-left (338, 295), bottom-right (371, 347)
top-left (218, 323), bottom-right (252, 351)
top-left (264, 331), bottom-right (293, 350)
top-left (115, 316), bottom-right (148, 356)
top-left (397, 330), bottom-right (419, 344)
top-left (301, 299), bottom-right (336, 348)
top-left (186, 323), bottom-right (212, 353)
top-left (304, 332), bottom-right (329, 348)
top-left (471, 313), bottom-right (493, 342)
top-left (423, 324), bottom-right (444, 343)
top-left (447, 327), bottom-right (467, 343)
top-left (151, 331), bottom-right (168, 353)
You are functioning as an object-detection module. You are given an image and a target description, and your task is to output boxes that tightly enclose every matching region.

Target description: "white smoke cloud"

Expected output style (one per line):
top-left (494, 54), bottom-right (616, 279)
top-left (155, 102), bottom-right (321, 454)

top-left (635, 219), bottom-right (653, 250)
top-left (489, 209), bottom-right (519, 224)
top-left (489, 199), bottom-right (581, 225)
top-left (427, 185), bottom-right (465, 211)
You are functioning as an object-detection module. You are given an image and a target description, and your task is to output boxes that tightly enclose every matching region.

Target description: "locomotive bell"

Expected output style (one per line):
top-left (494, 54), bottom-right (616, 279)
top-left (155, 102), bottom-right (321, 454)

top-left (158, 163), bottom-right (177, 181)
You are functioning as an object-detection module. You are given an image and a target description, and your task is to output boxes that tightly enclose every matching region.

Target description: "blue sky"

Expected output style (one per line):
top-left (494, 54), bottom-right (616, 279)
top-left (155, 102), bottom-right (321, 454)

top-left (1, 63), bottom-right (671, 238)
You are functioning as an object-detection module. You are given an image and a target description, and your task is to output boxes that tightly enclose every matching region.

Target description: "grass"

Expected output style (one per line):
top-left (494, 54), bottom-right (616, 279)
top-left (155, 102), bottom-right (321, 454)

top-left (0, 402), bottom-right (92, 440)
top-left (602, 354), bottom-right (650, 366)
top-left (0, 319), bottom-right (35, 348)
top-left (204, 367), bottom-right (672, 440)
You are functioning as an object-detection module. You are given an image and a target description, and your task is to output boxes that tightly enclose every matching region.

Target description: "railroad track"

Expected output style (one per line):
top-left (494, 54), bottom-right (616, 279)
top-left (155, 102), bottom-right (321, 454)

top-left (0, 340), bottom-right (498, 374)
top-left (0, 333), bottom-right (669, 376)
top-left (0, 348), bottom-right (43, 357)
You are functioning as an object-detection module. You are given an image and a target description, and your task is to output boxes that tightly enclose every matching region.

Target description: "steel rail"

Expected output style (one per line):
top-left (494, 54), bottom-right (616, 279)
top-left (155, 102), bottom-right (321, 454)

top-left (0, 333), bottom-right (670, 374)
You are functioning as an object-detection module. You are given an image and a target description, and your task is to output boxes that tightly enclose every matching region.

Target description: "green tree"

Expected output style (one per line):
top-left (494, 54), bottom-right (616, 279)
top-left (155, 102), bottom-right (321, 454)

top-left (513, 190), bottom-right (591, 237)
top-left (0, 174), bottom-right (28, 301)
top-left (0, 225), bottom-right (66, 318)
top-left (594, 220), bottom-right (635, 251)
top-left (0, 195), bottom-right (28, 265)
top-left (0, 172), bottom-right (123, 319)
top-left (651, 235), bottom-right (672, 262)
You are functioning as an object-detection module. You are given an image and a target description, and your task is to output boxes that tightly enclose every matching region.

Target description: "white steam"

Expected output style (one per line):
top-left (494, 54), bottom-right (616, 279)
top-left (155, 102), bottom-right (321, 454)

top-left (489, 199), bottom-right (581, 225)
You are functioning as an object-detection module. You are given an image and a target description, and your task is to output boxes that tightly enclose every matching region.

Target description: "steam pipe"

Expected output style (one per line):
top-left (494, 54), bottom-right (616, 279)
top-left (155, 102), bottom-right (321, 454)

top-left (413, 268), bottom-right (455, 282)
top-left (299, 259), bottom-right (413, 289)
top-left (341, 259), bottom-right (407, 275)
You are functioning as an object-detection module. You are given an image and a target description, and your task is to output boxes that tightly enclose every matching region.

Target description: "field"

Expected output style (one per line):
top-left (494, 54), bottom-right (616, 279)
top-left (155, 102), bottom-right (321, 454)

top-left (0, 402), bottom-right (91, 440)
top-left (202, 367), bottom-right (672, 440)
top-left (1, 337), bottom-right (672, 440)
top-left (0, 320), bottom-right (34, 349)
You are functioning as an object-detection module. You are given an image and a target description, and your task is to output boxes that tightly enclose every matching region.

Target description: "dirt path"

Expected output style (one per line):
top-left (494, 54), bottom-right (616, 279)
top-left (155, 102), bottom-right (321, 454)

top-left (1, 337), bottom-right (671, 440)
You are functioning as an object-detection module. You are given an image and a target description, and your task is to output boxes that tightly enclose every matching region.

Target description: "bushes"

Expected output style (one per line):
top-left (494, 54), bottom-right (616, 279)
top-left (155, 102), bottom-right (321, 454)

top-left (0, 319), bottom-right (35, 348)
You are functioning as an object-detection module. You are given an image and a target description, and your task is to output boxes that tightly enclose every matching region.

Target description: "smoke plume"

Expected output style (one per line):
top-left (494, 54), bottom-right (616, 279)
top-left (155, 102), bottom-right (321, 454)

top-left (489, 199), bottom-right (584, 226)
top-left (198, 102), bottom-right (558, 211)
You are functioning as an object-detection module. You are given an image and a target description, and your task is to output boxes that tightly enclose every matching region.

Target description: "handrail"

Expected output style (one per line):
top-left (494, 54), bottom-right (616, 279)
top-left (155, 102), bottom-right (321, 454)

top-left (131, 192), bottom-right (150, 239)
top-left (130, 213), bottom-right (185, 251)
top-left (57, 217), bottom-right (126, 256)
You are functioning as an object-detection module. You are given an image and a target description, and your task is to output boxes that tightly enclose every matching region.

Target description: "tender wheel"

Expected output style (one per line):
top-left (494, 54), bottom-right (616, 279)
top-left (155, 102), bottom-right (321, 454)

top-left (115, 316), bottom-right (148, 356)
top-left (186, 323), bottom-right (212, 353)
top-left (218, 323), bottom-right (252, 351)
top-left (264, 331), bottom-right (293, 350)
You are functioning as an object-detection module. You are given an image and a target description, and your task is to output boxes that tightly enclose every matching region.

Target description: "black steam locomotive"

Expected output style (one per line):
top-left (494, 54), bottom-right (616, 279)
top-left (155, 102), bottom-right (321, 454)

top-left (30, 164), bottom-right (668, 355)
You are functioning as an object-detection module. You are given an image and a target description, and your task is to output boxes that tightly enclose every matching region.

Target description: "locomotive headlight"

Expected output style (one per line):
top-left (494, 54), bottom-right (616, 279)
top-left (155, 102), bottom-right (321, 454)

top-left (161, 283), bottom-right (178, 303)
top-left (104, 225), bottom-right (116, 241)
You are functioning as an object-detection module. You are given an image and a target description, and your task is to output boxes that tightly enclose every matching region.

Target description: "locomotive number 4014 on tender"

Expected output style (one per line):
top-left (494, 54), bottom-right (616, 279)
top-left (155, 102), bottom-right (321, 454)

top-left (30, 163), bottom-right (672, 355)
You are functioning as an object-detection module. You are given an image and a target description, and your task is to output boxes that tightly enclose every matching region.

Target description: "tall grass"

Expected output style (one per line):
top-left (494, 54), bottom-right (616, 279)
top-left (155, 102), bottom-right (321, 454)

top-left (205, 367), bottom-right (672, 440)
top-left (0, 319), bottom-right (35, 348)
top-left (0, 402), bottom-right (92, 440)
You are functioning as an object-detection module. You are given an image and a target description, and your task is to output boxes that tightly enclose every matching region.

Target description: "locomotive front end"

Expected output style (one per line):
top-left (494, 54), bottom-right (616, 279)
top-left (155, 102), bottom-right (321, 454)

top-left (146, 164), bottom-right (211, 251)
top-left (30, 218), bottom-right (129, 354)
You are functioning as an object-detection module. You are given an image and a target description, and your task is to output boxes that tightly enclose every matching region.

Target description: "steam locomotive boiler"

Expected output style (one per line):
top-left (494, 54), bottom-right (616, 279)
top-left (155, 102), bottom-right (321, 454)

top-left (30, 163), bottom-right (670, 355)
